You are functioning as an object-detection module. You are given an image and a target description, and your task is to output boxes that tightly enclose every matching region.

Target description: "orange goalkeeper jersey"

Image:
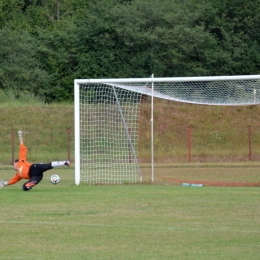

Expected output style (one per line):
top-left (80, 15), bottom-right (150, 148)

top-left (8, 144), bottom-right (32, 185)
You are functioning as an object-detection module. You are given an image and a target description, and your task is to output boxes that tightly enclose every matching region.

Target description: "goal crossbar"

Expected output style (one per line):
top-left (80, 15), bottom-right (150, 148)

top-left (75, 75), bottom-right (260, 106)
top-left (75, 75), bottom-right (260, 84)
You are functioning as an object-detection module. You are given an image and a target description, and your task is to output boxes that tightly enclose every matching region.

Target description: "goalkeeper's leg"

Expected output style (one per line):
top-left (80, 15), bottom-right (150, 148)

top-left (23, 163), bottom-right (53, 191)
top-left (22, 161), bottom-right (70, 191)
top-left (30, 161), bottom-right (70, 175)
top-left (22, 175), bottom-right (43, 191)
top-left (51, 161), bottom-right (70, 167)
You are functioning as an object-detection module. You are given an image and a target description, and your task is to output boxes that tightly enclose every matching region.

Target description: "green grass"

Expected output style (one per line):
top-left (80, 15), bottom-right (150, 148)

top-left (141, 162), bottom-right (260, 186)
top-left (0, 103), bottom-right (73, 164)
top-left (0, 91), bottom-right (260, 259)
top-left (0, 97), bottom-right (259, 185)
top-left (1, 96), bottom-right (260, 165)
top-left (0, 166), bottom-right (260, 259)
top-left (139, 100), bottom-right (260, 163)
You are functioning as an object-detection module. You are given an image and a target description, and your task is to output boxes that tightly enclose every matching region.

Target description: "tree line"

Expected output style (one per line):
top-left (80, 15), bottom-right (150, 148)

top-left (0, 0), bottom-right (260, 102)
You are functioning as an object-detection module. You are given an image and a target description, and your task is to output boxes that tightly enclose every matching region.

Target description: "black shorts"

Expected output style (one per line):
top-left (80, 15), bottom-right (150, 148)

top-left (22, 163), bottom-right (53, 191)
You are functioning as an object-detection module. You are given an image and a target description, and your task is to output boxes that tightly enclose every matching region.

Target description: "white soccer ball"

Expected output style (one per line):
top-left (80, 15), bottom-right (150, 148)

top-left (50, 174), bottom-right (60, 184)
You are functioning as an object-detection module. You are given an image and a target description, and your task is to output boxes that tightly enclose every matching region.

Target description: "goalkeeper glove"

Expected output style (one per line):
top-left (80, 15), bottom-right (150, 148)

top-left (0, 180), bottom-right (8, 188)
top-left (18, 131), bottom-right (23, 137)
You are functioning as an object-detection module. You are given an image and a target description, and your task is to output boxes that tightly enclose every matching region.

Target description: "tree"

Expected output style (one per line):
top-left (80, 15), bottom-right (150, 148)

top-left (0, 27), bottom-right (52, 99)
top-left (203, 0), bottom-right (260, 75)
top-left (75, 0), bottom-right (231, 78)
top-left (1, 0), bottom-right (260, 103)
top-left (36, 19), bottom-right (78, 102)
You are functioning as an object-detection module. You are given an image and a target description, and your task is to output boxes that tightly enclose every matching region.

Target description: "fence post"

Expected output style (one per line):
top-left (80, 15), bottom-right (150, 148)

top-left (188, 126), bottom-right (191, 162)
top-left (67, 128), bottom-right (71, 162)
top-left (12, 129), bottom-right (14, 164)
top-left (248, 125), bottom-right (251, 161)
top-left (128, 128), bottom-right (132, 163)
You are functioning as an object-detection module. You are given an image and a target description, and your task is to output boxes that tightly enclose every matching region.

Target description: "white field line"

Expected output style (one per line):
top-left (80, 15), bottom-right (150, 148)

top-left (0, 220), bottom-right (259, 233)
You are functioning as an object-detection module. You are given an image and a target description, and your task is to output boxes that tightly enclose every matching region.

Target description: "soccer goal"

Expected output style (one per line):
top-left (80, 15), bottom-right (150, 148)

top-left (74, 75), bottom-right (260, 185)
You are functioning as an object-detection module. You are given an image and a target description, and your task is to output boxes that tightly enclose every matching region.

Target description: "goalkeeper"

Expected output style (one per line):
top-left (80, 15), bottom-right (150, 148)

top-left (0, 131), bottom-right (70, 191)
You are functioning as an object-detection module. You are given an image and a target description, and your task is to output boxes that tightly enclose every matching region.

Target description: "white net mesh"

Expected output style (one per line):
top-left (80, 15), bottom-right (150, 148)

top-left (76, 75), bottom-right (260, 185)
top-left (79, 84), bottom-right (141, 184)
top-left (107, 77), bottom-right (260, 105)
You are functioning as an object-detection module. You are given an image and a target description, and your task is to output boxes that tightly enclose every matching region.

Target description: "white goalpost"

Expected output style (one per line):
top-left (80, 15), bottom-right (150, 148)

top-left (74, 75), bottom-right (260, 185)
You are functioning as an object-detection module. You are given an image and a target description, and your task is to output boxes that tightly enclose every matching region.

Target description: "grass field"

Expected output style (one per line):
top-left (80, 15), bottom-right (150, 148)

top-left (1, 165), bottom-right (260, 260)
top-left (0, 97), bottom-right (260, 258)
top-left (141, 162), bottom-right (260, 186)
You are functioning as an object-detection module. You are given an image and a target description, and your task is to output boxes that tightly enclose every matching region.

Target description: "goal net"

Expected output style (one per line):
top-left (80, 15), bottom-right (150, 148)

top-left (74, 75), bottom-right (260, 185)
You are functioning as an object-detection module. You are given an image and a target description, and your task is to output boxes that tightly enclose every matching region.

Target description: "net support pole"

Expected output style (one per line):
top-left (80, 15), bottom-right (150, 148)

top-left (74, 80), bottom-right (80, 185)
top-left (151, 74), bottom-right (154, 182)
top-left (112, 86), bottom-right (142, 181)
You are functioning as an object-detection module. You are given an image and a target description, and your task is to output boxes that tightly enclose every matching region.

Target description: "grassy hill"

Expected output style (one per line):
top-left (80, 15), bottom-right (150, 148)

top-left (0, 103), bottom-right (74, 164)
top-left (1, 97), bottom-right (260, 165)
top-left (139, 99), bottom-right (260, 163)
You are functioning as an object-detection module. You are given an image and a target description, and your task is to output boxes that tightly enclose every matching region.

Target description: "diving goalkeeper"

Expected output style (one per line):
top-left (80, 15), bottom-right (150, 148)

top-left (0, 131), bottom-right (70, 191)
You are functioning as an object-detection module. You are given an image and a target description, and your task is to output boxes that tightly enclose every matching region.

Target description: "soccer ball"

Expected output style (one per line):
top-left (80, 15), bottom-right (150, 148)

top-left (50, 174), bottom-right (60, 184)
